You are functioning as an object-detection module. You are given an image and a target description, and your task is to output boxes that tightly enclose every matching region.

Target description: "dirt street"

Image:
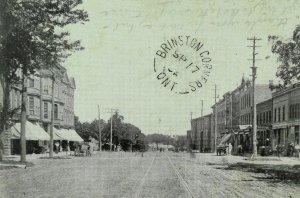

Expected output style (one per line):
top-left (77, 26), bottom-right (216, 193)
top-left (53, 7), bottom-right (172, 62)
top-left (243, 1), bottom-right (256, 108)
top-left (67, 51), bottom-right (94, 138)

top-left (0, 152), bottom-right (299, 197)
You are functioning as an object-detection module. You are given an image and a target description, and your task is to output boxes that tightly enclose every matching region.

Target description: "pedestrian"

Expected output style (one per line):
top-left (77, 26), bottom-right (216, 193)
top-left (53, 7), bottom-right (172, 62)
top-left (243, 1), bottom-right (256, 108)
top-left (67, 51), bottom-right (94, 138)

top-left (295, 144), bottom-right (300, 158)
top-left (55, 142), bottom-right (60, 154)
top-left (87, 145), bottom-right (92, 157)
top-left (238, 145), bottom-right (243, 156)
top-left (276, 145), bottom-right (281, 158)
top-left (226, 144), bottom-right (229, 156)
top-left (228, 143), bottom-right (233, 156)
top-left (289, 143), bottom-right (294, 157)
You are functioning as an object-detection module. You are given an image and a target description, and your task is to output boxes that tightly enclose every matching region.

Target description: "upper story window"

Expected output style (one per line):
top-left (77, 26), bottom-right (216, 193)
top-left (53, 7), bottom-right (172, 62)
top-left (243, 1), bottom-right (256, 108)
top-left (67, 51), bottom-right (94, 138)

top-left (278, 107), bottom-right (281, 122)
top-left (54, 104), bottom-right (58, 119)
top-left (296, 104), bottom-right (300, 119)
top-left (274, 108), bottom-right (277, 122)
top-left (282, 105), bottom-right (285, 121)
top-left (29, 96), bottom-right (34, 115)
top-left (43, 78), bottom-right (51, 95)
top-left (28, 78), bottom-right (34, 88)
top-left (44, 102), bottom-right (48, 119)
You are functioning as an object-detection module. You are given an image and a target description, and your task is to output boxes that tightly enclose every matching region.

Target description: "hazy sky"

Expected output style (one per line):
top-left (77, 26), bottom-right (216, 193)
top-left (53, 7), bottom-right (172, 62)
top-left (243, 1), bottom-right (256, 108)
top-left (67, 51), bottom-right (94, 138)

top-left (62, 0), bottom-right (300, 135)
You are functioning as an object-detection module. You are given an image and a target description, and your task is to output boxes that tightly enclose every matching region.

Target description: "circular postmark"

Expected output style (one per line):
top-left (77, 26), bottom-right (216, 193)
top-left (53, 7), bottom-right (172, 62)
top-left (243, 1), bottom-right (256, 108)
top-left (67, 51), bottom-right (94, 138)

top-left (153, 36), bottom-right (213, 94)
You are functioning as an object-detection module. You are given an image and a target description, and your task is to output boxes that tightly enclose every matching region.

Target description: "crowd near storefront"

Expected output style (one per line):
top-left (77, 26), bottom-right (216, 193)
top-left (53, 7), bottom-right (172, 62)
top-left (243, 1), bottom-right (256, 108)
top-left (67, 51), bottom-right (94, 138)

top-left (188, 77), bottom-right (300, 157)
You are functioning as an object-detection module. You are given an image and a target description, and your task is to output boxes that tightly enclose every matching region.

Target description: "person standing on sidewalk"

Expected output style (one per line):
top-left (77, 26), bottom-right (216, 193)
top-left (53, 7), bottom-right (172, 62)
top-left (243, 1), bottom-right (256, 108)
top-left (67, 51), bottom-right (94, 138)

top-left (295, 144), bottom-right (300, 158)
top-left (276, 145), bottom-right (281, 158)
top-left (228, 143), bottom-right (233, 156)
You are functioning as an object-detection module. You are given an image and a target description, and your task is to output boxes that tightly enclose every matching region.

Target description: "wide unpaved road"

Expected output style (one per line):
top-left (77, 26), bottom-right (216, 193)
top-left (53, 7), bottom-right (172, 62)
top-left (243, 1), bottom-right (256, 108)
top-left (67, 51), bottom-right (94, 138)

top-left (0, 152), bottom-right (299, 197)
top-left (0, 152), bottom-right (190, 198)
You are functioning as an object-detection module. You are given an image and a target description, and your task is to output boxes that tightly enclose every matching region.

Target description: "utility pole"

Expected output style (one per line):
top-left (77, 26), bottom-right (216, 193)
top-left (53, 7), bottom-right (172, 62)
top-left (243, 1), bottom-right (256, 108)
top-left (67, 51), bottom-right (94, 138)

top-left (190, 112), bottom-right (194, 150)
top-left (98, 105), bottom-right (102, 151)
top-left (110, 109), bottom-right (113, 151)
top-left (201, 100), bottom-right (203, 117)
top-left (247, 36), bottom-right (261, 158)
top-left (200, 100), bottom-right (203, 152)
top-left (20, 74), bottom-right (27, 163)
top-left (214, 84), bottom-right (217, 154)
top-left (49, 74), bottom-right (55, 158)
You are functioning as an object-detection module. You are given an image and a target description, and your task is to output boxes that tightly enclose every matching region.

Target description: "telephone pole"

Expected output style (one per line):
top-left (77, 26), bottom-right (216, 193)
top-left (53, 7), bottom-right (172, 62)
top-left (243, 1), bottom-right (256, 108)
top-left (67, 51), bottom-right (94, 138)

top-left (109, 108), bottom-right (118, 151)
top-left (201, 100), bottom-right (203, 117)
top-left (214, 84), bottom-right (217, 154)
top-left (98, 105), bottom-right (102, 151)
top-left (110, 109), bottom-right (113, 151)
top-left (50, 74), bottom-right (55, 158)
top-left (247, 36), bottom-right (261, 158)
top-left (20, 74), bottom-right (27, 162)
top-left (214, 84), bottom-right (218, 154)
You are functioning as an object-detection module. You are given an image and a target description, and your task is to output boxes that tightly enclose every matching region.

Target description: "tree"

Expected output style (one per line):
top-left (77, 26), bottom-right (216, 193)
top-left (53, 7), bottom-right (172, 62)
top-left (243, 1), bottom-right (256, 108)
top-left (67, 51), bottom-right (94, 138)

top-left (74, 117), bottom-right (106, 142)
top-left (0, 0), bottom-right (88, 161)
top-left (102, 112), bottom-right (125, 150)
top-left (269, 25), bottom-right (300, 86)
top-left (145, 133), bottom-right (175, 150)
top-left (123, 123), bottom-right (145, 151)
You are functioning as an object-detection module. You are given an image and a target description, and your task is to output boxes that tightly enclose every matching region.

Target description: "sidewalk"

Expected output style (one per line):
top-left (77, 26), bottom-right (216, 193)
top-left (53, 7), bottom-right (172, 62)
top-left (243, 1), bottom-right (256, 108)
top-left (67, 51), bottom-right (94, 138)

top-left (3, 151), bottom-right (73, 162)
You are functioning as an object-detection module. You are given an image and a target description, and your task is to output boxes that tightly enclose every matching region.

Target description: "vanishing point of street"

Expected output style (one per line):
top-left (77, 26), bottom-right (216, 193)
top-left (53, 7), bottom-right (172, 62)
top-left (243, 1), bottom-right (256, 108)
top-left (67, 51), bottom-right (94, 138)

top-left (1, 152), bottom-right (299, 198)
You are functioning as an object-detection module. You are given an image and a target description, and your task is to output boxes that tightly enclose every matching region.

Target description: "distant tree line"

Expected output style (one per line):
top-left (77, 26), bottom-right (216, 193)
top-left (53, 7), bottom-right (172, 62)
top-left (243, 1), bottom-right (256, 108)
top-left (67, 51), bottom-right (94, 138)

top-left (145, 133), bottom-right (187, 151)
top-left (75, 112), bottom-right (146, 151)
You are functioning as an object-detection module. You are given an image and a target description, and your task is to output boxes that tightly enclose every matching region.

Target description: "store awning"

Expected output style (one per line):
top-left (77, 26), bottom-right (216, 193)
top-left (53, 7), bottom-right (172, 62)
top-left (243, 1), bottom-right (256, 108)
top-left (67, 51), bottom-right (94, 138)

top-left (55, 129), bottom-right (83, 142)
top-left (272, 124), bottom-right (287, 130)
top-left (238, 125), bottom-right (252, 130)
top-left (53, 128), bottom-right (65, 140)
top-left (11, 122), bottom-right (50, 141)
top-left (219, 133), bottom-right (232, 145)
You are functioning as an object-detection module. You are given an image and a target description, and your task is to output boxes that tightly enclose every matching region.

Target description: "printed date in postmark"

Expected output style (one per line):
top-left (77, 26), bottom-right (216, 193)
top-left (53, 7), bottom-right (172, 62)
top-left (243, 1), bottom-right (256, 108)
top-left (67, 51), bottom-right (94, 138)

top-left (154, 36), bottom-right (213, 94)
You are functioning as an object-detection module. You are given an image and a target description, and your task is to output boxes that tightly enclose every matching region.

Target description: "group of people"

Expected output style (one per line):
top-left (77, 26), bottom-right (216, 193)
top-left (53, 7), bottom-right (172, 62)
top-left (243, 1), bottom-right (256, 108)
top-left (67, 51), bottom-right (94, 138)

top-left (276, 143), bottom-right (300, 157)
top-left (74, 143), bottom-right (92, 157)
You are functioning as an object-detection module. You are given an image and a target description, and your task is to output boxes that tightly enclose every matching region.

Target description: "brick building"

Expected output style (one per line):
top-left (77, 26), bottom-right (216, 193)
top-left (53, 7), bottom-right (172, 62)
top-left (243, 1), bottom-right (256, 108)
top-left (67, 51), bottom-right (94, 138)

top-left (0, 66), bottom-right (76, 155)
top-left (271, 82), bottom-right (300, 151)
top-left (256, 98), bottom-right (273, 148)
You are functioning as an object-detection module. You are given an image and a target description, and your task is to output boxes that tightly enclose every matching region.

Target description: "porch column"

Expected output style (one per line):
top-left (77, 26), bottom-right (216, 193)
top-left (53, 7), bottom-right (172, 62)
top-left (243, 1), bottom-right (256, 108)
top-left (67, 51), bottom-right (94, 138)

top-left (289, 126), bottom-right (295, 145)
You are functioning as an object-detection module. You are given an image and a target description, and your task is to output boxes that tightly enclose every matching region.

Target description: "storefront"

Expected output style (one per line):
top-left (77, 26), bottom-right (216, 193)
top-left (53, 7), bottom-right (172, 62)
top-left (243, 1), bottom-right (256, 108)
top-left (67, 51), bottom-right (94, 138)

top-left (235, 125), bottom-right (251, 153)
top-left (272, 124), bottom-right (288, 150)
top-left (54, 128), bottom-right (84, 152)
top-left (10, 122), bottom-right (50, 154)
top-left (257, 126), bottom-right (271, 147)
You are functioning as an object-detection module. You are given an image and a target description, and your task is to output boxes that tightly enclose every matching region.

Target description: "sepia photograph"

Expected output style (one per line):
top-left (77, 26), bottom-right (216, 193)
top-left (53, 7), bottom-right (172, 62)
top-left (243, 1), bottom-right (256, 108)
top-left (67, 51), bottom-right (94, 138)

top-left (1, 0), bottom-right (300, 197)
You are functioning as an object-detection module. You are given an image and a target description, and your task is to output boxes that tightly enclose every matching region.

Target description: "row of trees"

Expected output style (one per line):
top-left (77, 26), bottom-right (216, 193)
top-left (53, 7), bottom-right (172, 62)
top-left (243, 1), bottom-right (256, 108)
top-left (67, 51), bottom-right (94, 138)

top-left (75, 112), bottom-right (146, 151)
top-left (0, 0), bottom-right (89, 161)
top-left (145, 133), bottom-right (187, 151)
